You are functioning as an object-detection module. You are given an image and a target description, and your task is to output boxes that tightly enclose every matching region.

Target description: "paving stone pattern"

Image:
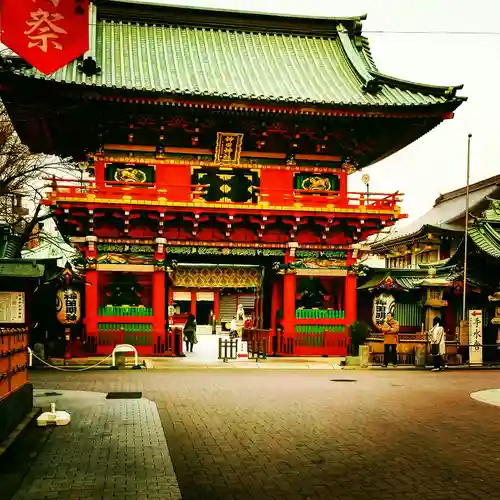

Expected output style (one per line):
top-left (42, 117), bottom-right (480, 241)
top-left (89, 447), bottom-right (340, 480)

top-left (13, 390), bottom-right (181, 500)
top-left (30, 369), bottom-right (500, 500)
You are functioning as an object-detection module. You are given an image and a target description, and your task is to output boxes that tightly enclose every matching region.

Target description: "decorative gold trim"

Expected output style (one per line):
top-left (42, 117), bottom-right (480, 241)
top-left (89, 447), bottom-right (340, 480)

top-left (49, 194), bottom-right (400, 216)
top-left (91, 154), bottom-right (344, 174)
top-left (295, 268), bottom-right (347, 277)
top-left (96, 264), bottom-right (154, 272)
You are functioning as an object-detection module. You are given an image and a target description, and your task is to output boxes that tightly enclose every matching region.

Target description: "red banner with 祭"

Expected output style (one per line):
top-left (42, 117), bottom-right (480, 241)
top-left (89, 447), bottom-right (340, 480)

top-left (1, 0), bottom-right (89, 75)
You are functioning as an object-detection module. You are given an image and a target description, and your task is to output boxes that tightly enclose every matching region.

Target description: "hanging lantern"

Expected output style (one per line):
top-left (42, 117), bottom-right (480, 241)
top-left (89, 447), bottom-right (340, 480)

top-left (56, 287), bottom-right (81, 325)
top-left (1, 0), bottom-right (90, 75)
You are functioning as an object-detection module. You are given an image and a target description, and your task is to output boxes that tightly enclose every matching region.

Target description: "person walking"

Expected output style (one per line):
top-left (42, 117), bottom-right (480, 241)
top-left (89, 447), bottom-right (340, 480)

top-left (183, 314), bottom-right (198, 353)
top-left (429, 316), bottom-right (445, 371)
top-left (382, 312), bottom-right (400, 367)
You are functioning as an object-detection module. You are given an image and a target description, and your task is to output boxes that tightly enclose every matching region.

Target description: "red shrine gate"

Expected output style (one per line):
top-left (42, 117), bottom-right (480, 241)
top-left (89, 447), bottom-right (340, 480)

top-left (0, 3), bottom-right (464, 358)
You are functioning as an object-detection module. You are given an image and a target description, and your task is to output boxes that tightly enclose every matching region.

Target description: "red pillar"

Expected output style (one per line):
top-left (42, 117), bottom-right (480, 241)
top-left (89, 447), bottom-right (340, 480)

top-left (152, 270), bottom-right (166, 339)
top-left (214, 290), bottom-right (220, 321)
top-left (190, 291), bottom-right (197, 317)
top-left (84, 236), bottom-right (99, 346)
top-left (167, 287), bottom-right (174, 305)
top-left (85, 269), bottom-right (99, 340)
top-left (282, 244), bottom-right (297, 338)
top-left (271, 278), bottom-right (280, 334)
top-left (344, 253), bottom-right (357, 327)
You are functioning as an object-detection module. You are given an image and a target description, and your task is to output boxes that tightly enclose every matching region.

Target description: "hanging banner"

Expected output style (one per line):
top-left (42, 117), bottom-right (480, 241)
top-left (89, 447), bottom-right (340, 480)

top-left (1, 0), bottom-right (89, 75)
top-left (372, 293), bottom-right (395, 329)
top-left (56, 288), bottom-right (81, 324)
top-left (468, 309), bottom-right (483, 365)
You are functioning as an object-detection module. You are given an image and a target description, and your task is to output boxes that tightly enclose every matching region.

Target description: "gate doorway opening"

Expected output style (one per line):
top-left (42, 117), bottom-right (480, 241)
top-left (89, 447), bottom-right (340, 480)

top-left (196, 301), bottom-right (213, 326)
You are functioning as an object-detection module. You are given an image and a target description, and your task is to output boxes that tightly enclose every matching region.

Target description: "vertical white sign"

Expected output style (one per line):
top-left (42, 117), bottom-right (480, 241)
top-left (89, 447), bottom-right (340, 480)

top-left (468, 310), bottom-right (483, 365)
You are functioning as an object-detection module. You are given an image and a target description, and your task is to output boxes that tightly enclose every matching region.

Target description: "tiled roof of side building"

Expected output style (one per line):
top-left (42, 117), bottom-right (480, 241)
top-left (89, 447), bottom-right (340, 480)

top-left (11, 3), bottom-right (466, 108)
top-left (371, 178), bottom-right (500, 250)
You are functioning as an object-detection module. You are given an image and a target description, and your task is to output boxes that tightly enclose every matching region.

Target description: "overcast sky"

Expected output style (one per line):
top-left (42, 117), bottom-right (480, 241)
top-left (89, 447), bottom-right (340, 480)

top-left (133, 0), bottom-right (497, 224)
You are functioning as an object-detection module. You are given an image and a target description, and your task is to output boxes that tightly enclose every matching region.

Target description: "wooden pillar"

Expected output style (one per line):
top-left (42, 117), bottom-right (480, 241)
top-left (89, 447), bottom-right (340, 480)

top-left (283, 243), bottom-right (298, 337)
top-left (259, 288), bottom-right (264, 329)
top-left (214, 290), bottom-right (220, 321)
top-left (84, 236), bottom-right (98, 341)
top-left (190, 291), bottom-right (197, 317)
top-left (167, 287), bottom-right (174, 305)
top-left (254, 293), bottom-right (260, 328)
top-left (344, 252), bottom-right (357, 326)
top-left (152, 270), bottom-right (166, 336)
top-left (85, 269), bottom-right (99, 338)
top-left (271, 278), bottom-right (280, 333)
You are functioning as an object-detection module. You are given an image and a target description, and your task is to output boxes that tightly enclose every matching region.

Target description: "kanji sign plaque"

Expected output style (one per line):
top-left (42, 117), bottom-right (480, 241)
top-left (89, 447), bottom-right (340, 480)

top-left (1, 0), bottom-right (89, 75)
top-left (214, 132), bottom-right (244, 165)
top-left (468, 309), bottom-right (483, 365)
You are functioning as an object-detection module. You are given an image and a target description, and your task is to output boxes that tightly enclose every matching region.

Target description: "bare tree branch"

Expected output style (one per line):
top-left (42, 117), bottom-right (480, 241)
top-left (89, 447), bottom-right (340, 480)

top-left (0, 105), bottom-right (79, 257)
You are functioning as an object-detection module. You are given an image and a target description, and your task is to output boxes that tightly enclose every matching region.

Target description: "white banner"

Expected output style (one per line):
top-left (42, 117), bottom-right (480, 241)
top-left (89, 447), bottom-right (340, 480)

top-left (468, 309), bottom-right (483, 365)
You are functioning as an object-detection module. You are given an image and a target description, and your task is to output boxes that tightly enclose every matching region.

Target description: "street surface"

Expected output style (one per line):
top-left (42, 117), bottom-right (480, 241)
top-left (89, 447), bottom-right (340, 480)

top-left (6, 368), bottom-right (500, 500)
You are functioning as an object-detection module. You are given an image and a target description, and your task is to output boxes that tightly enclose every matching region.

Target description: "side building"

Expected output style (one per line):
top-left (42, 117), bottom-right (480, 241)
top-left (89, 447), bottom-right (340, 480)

top-left (362, 177), bottom-right (500, 364)
top-left (0, 2), bottom-right (465, 356)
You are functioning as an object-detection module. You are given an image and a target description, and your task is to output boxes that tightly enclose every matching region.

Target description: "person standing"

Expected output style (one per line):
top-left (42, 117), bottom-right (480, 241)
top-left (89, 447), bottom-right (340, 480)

top-left (429, 316), bottom-right (445, 371)
top-left (183, 314), bottom-right (198, 353)
top-left (382, 312), bottom-right (400, 367)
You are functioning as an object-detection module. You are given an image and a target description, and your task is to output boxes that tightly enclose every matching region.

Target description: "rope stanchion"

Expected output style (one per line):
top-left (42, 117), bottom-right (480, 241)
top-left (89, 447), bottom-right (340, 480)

top-left (27, 347), bottom-right (114, 372)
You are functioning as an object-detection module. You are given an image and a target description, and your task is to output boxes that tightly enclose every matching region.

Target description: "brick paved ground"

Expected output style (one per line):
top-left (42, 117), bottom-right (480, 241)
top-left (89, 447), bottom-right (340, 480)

top-left (3, 390), bottom-right (181, 500)
top-left (20, 369), bottom-right (500, 499)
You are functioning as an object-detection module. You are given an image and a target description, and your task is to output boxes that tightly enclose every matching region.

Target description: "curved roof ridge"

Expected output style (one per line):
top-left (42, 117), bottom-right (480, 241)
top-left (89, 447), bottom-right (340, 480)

top-left (336, 24), bottom-right (378, 92)
top-left (110, 1), bottom-right (368, 23)
top-left (369, 70), bottom-right (465, 99)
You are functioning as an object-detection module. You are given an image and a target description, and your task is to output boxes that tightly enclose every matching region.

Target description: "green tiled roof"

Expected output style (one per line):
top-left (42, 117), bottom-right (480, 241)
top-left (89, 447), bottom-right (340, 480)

top-left (469, 223), bottom-right (500, 258)
top-left (15, 20), bottom-right (465, 108)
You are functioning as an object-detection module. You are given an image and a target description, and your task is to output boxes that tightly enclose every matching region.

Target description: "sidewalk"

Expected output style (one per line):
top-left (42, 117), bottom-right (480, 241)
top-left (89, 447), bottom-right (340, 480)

top-left (0, 390), bottom-right (181, 500)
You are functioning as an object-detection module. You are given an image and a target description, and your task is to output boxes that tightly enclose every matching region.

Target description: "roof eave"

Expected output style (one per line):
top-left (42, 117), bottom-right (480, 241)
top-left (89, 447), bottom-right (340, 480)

top-left (368, 71), bottom-right (466, 100)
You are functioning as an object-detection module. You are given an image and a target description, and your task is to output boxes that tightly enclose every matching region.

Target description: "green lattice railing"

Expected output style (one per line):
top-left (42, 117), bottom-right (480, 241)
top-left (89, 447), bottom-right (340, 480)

top-left (99, 306), bottom-right (153, 316)
top-left (296, 309), bottom-right (345, 319)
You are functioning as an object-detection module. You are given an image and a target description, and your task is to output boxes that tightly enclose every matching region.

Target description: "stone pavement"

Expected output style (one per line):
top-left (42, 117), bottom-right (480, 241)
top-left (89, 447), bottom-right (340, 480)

top-left (19, 369), bottom-right (500, 499)
top-left (3, 389), bottom-right (180, 500)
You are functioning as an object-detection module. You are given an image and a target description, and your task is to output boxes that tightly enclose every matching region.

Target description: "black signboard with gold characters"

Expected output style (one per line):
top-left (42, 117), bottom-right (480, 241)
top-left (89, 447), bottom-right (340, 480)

top-left (294, 173), bottom-right (340, 193)
top-left (214, 132), bottom-right (244, 165)
top-left (105, 163), bottom-right (156, 185)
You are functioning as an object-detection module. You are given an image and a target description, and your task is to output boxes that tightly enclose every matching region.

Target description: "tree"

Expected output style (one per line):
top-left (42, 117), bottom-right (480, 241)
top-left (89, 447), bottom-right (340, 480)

top-left (0, 106), bottom-right (79, 258)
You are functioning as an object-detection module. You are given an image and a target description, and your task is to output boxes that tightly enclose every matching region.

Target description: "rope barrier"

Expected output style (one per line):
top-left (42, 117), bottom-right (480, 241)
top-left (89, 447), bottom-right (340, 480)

top-left (28, 347), bottom-right (114, 372)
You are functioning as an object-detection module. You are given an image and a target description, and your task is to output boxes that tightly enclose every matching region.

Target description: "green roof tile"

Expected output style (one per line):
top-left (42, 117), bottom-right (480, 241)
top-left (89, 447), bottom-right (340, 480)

top-left (15, 20), bottom-right (465, 108)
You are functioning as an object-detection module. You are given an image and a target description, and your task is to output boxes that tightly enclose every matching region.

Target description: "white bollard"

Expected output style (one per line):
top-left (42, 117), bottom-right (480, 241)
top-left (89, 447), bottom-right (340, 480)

top-left (36, 402), bottom-right (71, 427)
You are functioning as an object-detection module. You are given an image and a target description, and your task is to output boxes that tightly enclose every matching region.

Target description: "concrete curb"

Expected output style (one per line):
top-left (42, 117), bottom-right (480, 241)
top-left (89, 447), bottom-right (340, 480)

top-left (0, 408), bottom-right (40, 458)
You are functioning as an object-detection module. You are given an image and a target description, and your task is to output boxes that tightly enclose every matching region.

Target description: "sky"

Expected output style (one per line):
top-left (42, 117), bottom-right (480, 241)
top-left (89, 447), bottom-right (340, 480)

top-left (129, 0), bottom-right (498, 225)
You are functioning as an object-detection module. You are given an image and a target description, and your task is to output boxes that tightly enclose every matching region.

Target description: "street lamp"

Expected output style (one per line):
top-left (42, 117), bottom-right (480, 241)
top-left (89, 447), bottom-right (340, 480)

top-left (462, 133), bottom-right (472, 321)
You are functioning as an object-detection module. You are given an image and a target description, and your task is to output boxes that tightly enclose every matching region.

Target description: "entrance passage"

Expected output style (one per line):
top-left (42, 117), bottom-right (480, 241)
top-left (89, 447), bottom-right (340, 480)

top-left (196, 301), bottom-right (212, 325)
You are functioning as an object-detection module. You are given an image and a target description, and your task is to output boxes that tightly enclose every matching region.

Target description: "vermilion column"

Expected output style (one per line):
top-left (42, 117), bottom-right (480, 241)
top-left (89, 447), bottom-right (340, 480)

top-left (84, 236), bottom-right (98, 342)
top-left (190, 291), bottom-right (197, 316)
top-left (344, 253), bottom-right (357, 326)
top-left (282, 243), bottom-right (298, 338)
top-left (214, 291), bottom-right (220, 321)
top-left (85, 269), bottom-right (99, 338)
top-left (152, 270), bottom-right (166, 337)
top-left (271, 278), bottom-right (280, 334)
top-left (167, 287), bottom-right (174, 305)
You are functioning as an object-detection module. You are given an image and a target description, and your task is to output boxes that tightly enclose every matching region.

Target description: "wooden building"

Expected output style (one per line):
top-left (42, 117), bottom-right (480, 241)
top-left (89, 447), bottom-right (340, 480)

top-left (0, 2), bottom-right (465, 356)
top-left (359, 197), bottom-right (500, 364)
top-left (371, 174), bottom-right (500, 268)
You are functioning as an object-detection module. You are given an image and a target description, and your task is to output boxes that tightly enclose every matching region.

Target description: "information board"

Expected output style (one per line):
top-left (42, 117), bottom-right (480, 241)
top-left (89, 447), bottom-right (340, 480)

top-left (0, 292), bottom-right (25, 323)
